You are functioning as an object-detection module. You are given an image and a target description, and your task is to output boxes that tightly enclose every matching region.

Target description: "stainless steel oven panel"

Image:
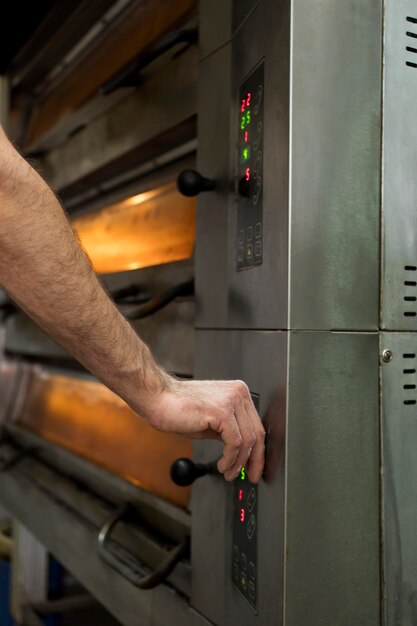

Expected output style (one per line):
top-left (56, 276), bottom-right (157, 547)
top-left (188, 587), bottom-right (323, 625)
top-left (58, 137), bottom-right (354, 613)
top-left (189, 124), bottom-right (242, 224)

top-left (192, 329), bottom-right (286, 626)
top-left (380, 332), bottom-right (417, 625)
top-left (192, 330), bottom-right (379, 625)
top-left (199, 0), bottom-right (231, 60)
top-left (195, 43), bottom-right (232, 329)
top-left (228, 0), bottom-right (290, 330)
top-left (289, 0), bottom-right (381, 331)
top-left (200, 0), bottom-right (381, 331)
top-left (381, 1), bottom-right (417, 330)
top-left (285, 331), bottom-right (380, 626)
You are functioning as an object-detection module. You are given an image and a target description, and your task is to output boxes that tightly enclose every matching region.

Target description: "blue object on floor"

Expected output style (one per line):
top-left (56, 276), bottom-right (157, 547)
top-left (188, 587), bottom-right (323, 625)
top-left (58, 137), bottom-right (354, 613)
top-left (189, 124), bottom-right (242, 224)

top-left (0, 559), bottom-right (13, 626)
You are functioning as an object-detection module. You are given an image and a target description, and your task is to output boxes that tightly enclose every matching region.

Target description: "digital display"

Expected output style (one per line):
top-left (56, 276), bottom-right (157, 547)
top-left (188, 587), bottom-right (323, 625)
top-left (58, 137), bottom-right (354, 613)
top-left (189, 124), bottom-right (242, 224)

top-left (232, 394), bottom-right (259, 612)
top-left (236, 62), bottom-right (264, 271)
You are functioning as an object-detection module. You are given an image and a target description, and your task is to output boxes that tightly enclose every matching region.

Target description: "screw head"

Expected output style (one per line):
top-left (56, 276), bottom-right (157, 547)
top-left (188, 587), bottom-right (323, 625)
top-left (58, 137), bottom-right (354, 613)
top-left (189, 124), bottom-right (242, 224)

top-left (382, 349), bottom-right (393, 363)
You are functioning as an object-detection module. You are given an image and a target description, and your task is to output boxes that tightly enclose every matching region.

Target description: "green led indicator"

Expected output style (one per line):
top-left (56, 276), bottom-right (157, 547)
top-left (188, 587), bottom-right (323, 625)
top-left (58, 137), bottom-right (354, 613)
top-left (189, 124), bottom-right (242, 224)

top-left (240, 116), bottom-right (246, 130)
top-left (242, 147), bottom-right (249, 161)
top-left (240, 468), bottom-right (246, 481)
top-left (246, 110), bottom-right (251, 125)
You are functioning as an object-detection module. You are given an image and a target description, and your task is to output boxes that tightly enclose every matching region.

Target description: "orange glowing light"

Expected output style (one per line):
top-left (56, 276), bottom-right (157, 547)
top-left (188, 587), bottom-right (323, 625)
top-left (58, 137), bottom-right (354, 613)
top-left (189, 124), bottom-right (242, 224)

top-left (17, 370), bottom-right (192, 508)
top-left (72, 181), bottom-right (195, 274)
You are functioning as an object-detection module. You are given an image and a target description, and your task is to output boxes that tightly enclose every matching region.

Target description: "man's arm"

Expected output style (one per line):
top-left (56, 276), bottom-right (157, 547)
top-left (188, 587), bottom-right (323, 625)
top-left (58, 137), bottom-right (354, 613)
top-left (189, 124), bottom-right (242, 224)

top-left (0, 127), bottom-right (265, 483)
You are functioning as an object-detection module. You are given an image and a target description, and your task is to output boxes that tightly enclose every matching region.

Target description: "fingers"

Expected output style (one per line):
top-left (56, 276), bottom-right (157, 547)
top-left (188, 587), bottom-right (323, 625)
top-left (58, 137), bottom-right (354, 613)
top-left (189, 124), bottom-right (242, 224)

top-left (214, 381), bottom-right (265, 484)
top-left (215, 413), bottom-right (242, 475)
top-left (241, 391), bottom-right (265, 483)
top-left (224, 395), bottom-right (255, 481)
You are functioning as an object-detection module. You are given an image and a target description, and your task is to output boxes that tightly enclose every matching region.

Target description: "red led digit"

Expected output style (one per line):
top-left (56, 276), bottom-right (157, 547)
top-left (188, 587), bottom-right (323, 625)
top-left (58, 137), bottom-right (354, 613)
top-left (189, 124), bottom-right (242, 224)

top-left (240, 508), bottom-right (245, 523)
top-left (246, 92), bottom-right (251, 106)
top-left (239, 489), bottom-right (243, 501)
top-left (245, 167), bottom-right (251, 182)
top-left (241, 99), bottom-right (246, 113)
top-left (244, 131), bottom-right (249, 143)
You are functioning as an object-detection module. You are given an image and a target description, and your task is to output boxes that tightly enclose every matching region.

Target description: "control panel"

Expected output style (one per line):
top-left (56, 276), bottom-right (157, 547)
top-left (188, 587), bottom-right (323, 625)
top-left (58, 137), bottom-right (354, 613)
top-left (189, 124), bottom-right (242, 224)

top-left (236, 61), bottom-right (264, 271)
top-left (232, 395), bottom-right (259, 612)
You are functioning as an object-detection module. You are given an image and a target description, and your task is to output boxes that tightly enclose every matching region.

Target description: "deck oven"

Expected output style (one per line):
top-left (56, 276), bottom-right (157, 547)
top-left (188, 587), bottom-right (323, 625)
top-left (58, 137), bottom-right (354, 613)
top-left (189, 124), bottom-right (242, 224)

top-left (0, 0), bottom-right (416, 625)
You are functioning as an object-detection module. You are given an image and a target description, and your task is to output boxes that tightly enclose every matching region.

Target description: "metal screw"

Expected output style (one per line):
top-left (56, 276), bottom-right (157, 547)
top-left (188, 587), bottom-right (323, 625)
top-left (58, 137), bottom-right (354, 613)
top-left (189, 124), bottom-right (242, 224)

top-left (381, 349), bottom-right (393, 363)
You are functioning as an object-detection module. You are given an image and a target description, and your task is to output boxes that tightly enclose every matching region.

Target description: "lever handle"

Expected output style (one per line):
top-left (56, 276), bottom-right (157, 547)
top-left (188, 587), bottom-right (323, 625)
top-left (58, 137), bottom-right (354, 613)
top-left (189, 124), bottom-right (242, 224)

top-left (97, 504), bottom-right (189, 590)
top-left (177, 169), bottom-right (215, 197)
top-left (170, 457), bottom-right (216, 486)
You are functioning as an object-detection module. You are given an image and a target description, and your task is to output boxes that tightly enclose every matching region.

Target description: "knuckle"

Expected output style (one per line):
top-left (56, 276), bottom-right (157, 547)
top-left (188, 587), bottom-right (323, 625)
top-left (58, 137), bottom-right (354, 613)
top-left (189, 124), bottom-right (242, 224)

top-left (234, 380), bottom-right (248, 394)
top-left (231, 433), bottom-right (243, 448)
top-left (246, 431), bottom-right (256, 448)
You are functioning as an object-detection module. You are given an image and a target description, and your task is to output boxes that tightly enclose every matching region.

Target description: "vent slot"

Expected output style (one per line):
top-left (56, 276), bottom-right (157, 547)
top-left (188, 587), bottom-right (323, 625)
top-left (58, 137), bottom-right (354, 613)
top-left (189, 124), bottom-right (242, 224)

top-left (403, 268), bottom-right (417, 317)
top-left (402, 353), bottom-right (417, 406)
top-left (406, 21), bottom-right (417, 66)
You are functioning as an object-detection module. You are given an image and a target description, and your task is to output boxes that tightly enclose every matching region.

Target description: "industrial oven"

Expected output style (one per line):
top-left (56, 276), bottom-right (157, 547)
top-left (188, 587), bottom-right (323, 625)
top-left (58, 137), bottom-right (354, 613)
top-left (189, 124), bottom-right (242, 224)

top-left (0, 0), bottom-right (416, 624)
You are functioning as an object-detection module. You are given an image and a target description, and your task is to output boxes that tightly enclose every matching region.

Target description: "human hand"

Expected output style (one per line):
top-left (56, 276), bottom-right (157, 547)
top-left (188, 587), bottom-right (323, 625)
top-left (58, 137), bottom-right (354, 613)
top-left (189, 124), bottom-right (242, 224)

top-left (141, 378), bottom-right (265, 483)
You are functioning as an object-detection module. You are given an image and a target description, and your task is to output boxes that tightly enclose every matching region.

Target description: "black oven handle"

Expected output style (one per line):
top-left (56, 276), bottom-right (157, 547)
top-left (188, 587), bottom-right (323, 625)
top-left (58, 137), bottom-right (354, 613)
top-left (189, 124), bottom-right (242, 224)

top-left (97, 504), bottom-right (190, 590)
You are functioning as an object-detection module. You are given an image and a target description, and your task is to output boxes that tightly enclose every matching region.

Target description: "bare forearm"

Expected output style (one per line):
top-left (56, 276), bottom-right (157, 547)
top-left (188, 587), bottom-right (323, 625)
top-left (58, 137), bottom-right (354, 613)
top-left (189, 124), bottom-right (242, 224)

top-left (0, 132), bottom-right (168, 414)
top-left (0, 129), bottom-right (265, 483)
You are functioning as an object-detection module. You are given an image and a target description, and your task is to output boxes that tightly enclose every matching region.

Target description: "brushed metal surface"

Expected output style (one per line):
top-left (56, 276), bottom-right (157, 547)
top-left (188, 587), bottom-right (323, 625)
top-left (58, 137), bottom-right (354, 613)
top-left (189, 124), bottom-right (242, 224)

top-left (289, 0), bottom-right (381, 330)
top-left (285, 331), bottom-right (380, 625)
top-left (199, 0), bottom-right (231, 59)
top-left (232, 0), bottom-right (260, 34)
top-left (228, 0), bottom-right (290, 329)
top-left (192, 330), bottom-right (286, 626)
top-left (195, 44), bottom-right (232, 328)
top-left (381, 332), bottom-right (417, 625)
top-left (382, 1), bottom-right (417, 330)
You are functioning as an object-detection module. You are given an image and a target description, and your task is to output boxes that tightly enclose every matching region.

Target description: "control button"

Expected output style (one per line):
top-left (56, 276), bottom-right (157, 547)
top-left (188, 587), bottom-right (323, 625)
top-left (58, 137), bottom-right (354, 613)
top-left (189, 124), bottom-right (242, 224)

top-left (249, 581), bottom-right (256, 601)
top-left (233, 545), bottom-right (239, 563)
top-left (255, 241), bottom-right (262, 258)
top-left (237, 247), bottom-right (245, 262)
top-left (255, 222), bottom-right (262, 239)
top-left (254, 122), bottom-right (263, 151)
top-left (233, 563), bottom-right (240, 581)
top-left (246, 226), bottom-right (253, 242)
top-left (238, 229), bottom-right (245, 244)
top-left (254, 151), bottom-right (263, 179)
top-left (249, 561), bottom-right (256, 581)
top-left (254, 84), bottom-right (263, 115)
top-left (246, 244), bottom-right (253, 260)
top-left (240, 553), bottom-right (247, 571)
top-left (240, 572), bottom-right (248, 591)
top-left (247, 513), bottom-right (256, 540)
top-left (247, 487), bottom-right (256, 513)
top-left (252, 176), bottom-right (262, 205)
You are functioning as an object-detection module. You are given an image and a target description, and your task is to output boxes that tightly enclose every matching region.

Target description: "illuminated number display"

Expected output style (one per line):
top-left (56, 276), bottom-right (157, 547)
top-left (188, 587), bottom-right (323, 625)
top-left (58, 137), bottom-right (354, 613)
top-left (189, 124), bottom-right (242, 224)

top-left (236, 61), bottom-right (264, 272)
top-left (232, 394), bottom-right (260, 612)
